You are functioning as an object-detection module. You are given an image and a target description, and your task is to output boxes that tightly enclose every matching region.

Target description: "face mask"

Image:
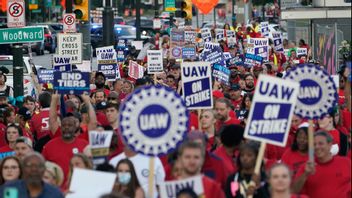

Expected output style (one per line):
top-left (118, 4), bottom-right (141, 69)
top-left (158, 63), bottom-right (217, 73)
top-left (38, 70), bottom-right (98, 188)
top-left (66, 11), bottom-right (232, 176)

top-left (118, 172), bottom-right (131, 185)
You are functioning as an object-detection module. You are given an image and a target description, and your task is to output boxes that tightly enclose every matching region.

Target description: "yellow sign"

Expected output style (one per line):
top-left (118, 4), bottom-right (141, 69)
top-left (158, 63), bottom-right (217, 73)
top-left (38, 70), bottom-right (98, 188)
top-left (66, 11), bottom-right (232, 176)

top-left (29, 4), bottom-right (38, 10)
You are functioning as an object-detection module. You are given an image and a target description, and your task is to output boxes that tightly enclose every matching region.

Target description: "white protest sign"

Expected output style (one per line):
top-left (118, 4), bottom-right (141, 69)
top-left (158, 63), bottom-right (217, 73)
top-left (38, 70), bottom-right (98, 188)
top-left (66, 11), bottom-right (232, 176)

top-left (75, 60), bottom-right (91, 72)
top-left (159, 175), bottom-right (204, 198)
top-left (57, 33), bottom-right (82, 64)
top-left (226, 30), bottom-right (236, 47)
top-left (97, 49), bottom-right (118, 81)
top-left (201, 28), bottom-right (212, 43)
top-left (244, 75), bottom-right (299, 146)
top-left (297, 48), bottom-right (308, 56)
top-left (137, 42), bottom-right (154, 60)
top-left (52, 55), bottom-right (71, 71)
top-left (184, 31), bottom-right (197, 44)
top-left (181, 62), bottom-right (213, 109)
top-left (131, 40), bottom-right (144, 50)
top-left (260, 21), bottom-right (269, 37)
top-left (272, 32), bottom-right (284, 52)
top-left (89, 131), bottom-right (113, 157)
top-left (67, 168), bottom-right (116, 198)
top-left (147, 50), bottom-right (163, 74)
top-left (215, 29), bottom-right (225, 42)
top-left (128, 60), bottom-right (145, 79)
top-left (248, 37), bottom-right (269, 61)
top-left (96, 46), bottom-right (115, 57)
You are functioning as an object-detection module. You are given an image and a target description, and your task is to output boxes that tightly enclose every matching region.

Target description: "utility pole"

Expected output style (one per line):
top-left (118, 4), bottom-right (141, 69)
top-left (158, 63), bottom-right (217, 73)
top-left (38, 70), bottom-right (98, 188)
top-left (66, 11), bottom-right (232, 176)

top-left (103, 0), bottom-right (114, 46)
top-left (66, 0), bottom-right (73, 13)
top-left (136, 0), bottom-right (141, 40)
top-left (232, 0), bottom-right (236, 26)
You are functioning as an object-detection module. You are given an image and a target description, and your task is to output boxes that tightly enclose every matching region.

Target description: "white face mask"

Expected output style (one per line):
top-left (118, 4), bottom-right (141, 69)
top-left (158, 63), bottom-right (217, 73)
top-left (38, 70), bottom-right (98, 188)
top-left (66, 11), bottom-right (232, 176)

top-left (117, 172), bottom-right (131, 185)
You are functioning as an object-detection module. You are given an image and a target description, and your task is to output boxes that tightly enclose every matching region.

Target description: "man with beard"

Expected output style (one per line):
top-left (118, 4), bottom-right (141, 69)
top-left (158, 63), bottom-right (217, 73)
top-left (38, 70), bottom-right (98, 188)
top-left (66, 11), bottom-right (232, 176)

top-left (92, 72), bottom-right (110, 96)
top-left (243, 73), bottom-right (255, 94)
top-left (43, 111), bottom-right (88, 184)
top-left (177, 141), bottom-right (225, 198)
top-left (228, 84), bottom-right (242, 111)
top-left (214, 98), bottom-right (240, 131)
top-left (0, 152), bottom-right (63, 197)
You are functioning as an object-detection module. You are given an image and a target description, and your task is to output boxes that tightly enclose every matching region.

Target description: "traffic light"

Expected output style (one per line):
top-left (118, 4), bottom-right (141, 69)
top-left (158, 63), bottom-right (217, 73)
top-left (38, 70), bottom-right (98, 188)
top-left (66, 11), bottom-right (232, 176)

top-left (73, 0), bottom-right (89, 21)
top-left (181, 0), bottom-right (192, 20)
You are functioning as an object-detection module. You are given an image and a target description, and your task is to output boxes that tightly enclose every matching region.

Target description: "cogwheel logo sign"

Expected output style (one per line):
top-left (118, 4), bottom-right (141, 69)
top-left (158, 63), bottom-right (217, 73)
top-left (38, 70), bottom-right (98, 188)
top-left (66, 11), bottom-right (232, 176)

top-left (119, 85), bottom-right (189, 156)
top-left (284, 64), bottom-right (338, 119)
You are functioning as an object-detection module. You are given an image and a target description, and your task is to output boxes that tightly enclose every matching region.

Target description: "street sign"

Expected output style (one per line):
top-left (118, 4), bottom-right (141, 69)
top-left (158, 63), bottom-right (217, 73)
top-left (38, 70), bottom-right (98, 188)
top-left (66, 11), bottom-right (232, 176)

top-left (7, 0), bottom-right (25, 28)
top-left (0, 26), bottom-right (44, 44)
top-left (57, 33), bottom-right (82, 64)
top-left (63, 13), bottom-right (76, 33)
top-left (164, 0), bottom-right (176, 12)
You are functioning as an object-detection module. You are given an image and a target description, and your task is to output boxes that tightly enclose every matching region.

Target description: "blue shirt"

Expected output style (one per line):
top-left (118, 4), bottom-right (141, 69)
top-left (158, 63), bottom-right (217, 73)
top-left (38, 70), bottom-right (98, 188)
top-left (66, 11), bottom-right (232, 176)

top-left (0, 180), bottom-right (64, 198)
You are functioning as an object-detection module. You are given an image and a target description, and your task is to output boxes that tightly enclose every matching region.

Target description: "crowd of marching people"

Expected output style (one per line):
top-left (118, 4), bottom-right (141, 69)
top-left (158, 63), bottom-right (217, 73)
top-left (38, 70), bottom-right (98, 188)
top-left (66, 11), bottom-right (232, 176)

top-left (0, 20), bottom-right (350, 198)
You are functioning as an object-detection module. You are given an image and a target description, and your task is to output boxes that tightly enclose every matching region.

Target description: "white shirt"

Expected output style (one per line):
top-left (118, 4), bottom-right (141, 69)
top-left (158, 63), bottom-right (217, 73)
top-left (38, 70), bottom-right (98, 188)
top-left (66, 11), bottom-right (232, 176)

top-left (110, 152), bottom-right (165, 198)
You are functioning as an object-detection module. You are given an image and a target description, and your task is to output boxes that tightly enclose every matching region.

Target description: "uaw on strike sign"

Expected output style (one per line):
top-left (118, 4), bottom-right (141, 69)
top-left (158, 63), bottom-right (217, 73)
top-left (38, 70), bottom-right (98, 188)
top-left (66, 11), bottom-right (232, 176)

top-left (57, 33), bottom-right (82, 64)
top-left (181, 62), bottom-right (213, 109)
top-left (244, 75), bottom-right (299, 146)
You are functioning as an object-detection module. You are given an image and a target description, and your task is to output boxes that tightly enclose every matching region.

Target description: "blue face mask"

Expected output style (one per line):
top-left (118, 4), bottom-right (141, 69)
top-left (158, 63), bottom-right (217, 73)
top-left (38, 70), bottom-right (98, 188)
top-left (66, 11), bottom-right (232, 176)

top-left (118, 172), bottom-right (131, 185)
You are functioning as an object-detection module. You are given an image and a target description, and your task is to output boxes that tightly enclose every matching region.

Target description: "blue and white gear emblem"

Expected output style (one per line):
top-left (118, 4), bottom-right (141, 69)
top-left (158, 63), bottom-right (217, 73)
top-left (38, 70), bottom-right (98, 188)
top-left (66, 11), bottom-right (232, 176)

top-left (119, 85), bottom-right (189, 156)
top-left (284, 64), bottom-right (337, 119)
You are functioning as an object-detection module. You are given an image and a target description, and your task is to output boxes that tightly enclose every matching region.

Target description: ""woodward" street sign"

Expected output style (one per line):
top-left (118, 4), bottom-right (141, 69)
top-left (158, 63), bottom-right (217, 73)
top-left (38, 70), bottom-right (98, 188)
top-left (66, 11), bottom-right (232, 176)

top-left (0, 26), bottom-right (44, 44)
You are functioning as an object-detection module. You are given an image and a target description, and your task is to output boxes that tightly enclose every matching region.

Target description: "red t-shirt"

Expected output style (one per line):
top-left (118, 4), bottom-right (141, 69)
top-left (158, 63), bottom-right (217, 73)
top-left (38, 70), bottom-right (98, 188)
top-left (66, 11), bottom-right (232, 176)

top-left (0, 145), bottom-right (15, 159)
top-left (231, 97), bottom-right (242, 111)
top-left (295, 156), bottom-right (351, 198)
top-left (202, 175), bottom-right (225, 198)
top-left (213, 146), bottom-right (237, 176)
top-left (281, 149), bottom-right (308, 176)
top-left (215, 117), bottom-right (241, 132)
top-left (0, 122), bottom-right (7, 148)
top-left (30, 108), bottom-right (50, 140)
top-left (42, 137), bottom-right (88, 181)
top-left (202, 151), bottom-right (227, 189)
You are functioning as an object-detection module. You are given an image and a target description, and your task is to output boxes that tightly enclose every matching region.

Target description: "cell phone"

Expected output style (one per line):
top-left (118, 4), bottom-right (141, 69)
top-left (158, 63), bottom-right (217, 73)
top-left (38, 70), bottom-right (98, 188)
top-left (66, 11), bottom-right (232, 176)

top-left (4, 187), bottom-right (18, 198)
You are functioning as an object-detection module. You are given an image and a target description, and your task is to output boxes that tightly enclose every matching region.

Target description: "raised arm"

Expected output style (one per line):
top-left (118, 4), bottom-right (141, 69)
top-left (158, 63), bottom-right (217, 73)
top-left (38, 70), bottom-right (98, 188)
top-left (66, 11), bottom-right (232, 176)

top-left (49, 92), bottom-right (60, 135)
top-left (81, 94), bottom-right (97, 131)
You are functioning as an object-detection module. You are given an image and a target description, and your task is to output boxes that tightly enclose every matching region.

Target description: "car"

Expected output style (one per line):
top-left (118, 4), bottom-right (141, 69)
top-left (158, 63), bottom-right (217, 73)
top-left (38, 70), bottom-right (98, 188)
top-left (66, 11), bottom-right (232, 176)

top-left (0, 55), bottom-right (38, 96)
top-left (125, 17), bottom-right (155, 34)
top-left (32, 24), bottom-right (58, 54)
top-left (91, 24), bottom-right (151, 56)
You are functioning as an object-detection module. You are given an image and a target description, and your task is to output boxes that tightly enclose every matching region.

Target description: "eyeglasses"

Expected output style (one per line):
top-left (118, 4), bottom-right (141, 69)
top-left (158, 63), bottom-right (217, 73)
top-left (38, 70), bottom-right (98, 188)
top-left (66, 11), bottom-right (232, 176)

top-left (3, 166), bottom-right (19, 170)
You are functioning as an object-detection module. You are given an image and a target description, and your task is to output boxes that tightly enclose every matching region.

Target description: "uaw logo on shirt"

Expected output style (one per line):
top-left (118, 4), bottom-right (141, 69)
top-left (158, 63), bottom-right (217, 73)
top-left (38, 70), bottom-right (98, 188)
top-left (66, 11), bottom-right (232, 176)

top-left (284, 64), bottom-right (338, 119)
top-left (119, 85), bottom-right (189, 156)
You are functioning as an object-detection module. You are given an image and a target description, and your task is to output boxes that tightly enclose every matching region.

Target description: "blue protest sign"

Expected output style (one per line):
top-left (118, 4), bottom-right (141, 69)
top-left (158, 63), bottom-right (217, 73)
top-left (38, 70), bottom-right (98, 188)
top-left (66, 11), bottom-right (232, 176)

top-left (181, 62), bottom-right (213, 109)
top-left (244, 75), bottom-right (299, 146)
top-left (53, 71), bottom-right (90, 94)
top-left (284, 64), bottom-right (338, 119)
top-left (244, 53), bottom-right (263, 67)
top-left (213, 64), bottom-right (230, 85)
top-left (200, 44), bottom-right (226, 66)
top-left (182, 46), bottom-right (196, 60)
top-left (38, 69), bottom-right (54, 84)
top-left (223, 52), bottom-right (232, 60)
top-left (119, 85), bottom-right (189, 156)
top-left (98, 64), bottom-right (117, 80)
top-left (52, 55), bottom-right (72, 71)
top-left (272, 32), bottom-right (284, 52)
top-left (117, 50), bottom-right (125, 61)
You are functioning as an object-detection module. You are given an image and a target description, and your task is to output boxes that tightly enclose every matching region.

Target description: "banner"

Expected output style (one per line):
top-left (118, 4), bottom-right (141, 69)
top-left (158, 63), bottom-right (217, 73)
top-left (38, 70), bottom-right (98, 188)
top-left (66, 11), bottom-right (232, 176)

top-left (297, 48), bottom-right (307, 56)
top-left (53, 71), bottom-right (90, 94)
top-left (170, 29), bottom-right (185, 47)
top-left (201, 28), bottom-right (212, 43)
top-left (89, 131), bottom-right (113, 157)
top-left (244, 75), bottom-right (299, 146)
top-left (128, 60), bottom-right (145, 79)
top-left (57, 33), bottom-right (82, 64)
top-left (260, 21), bottom-right (269, 37)
top-left (215, 29), bottom-right (225, 41)
top-left (38, 69), bottom-right (54, 84)
top-left (159, 175), bottom-right (204, 198)
top-left (184, 31), bottom-right (197, 44)
top-left (212, 64), bottom-right (230, 85)
top-left (119, 85), bottom-right (188, 156)
top-left (147, 50), bottom-right (163, 74)
top-left (272, 32), bottom-right (284, 52)
top-left (53, 55), bottom-right (71, 71)
top-left (97, 49), bottom-right (118, 81)
top-left (181, 62), bottom-right (213, 109)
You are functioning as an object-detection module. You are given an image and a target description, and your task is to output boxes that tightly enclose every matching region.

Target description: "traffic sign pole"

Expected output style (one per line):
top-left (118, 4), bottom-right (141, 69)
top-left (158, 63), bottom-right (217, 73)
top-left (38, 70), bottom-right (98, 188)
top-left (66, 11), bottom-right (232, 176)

top-left (12, 45), bottom-right (24, 98)
top-left (103, 0), bottom-right (114, 46)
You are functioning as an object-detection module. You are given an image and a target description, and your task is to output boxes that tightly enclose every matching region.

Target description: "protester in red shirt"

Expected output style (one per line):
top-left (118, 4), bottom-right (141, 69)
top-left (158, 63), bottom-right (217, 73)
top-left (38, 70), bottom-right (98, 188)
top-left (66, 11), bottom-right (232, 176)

top-left (91, 72), bottom-right (110, 96)
top-left (0, 124), bottom-right (22, 159)
top-left (105, 102), bottom-right (125, 157)
top-left (16, 107), bottom-right (33, 141)
top-left (215, 98), bottom-right (240, 132)
top-left (292, 131), bottom-right (351, 198)
top-left (186, 131), bottom-right (227, 189)
top-left (199, 110), bottom-right (217, 151)
top-left (228, 84), bottom-right (243, 112)
top-left (214, 124), bottom-right (244, 177)
top-left (281, 127), bottom-right (309, 176)
top-left (177, 141), bottom-right (225, 198)
top-left (243, 73), bottom-right (255, 94)
top-left (30, 91), bottom-right (52, 152)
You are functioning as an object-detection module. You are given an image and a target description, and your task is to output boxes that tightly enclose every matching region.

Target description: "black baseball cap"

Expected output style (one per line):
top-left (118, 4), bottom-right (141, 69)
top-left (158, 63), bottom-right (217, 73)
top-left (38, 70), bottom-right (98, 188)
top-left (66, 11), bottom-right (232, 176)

top-left (230, 84), bottom-right (241, 91)
top-left (17, 107), bottom-right (32, 121)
